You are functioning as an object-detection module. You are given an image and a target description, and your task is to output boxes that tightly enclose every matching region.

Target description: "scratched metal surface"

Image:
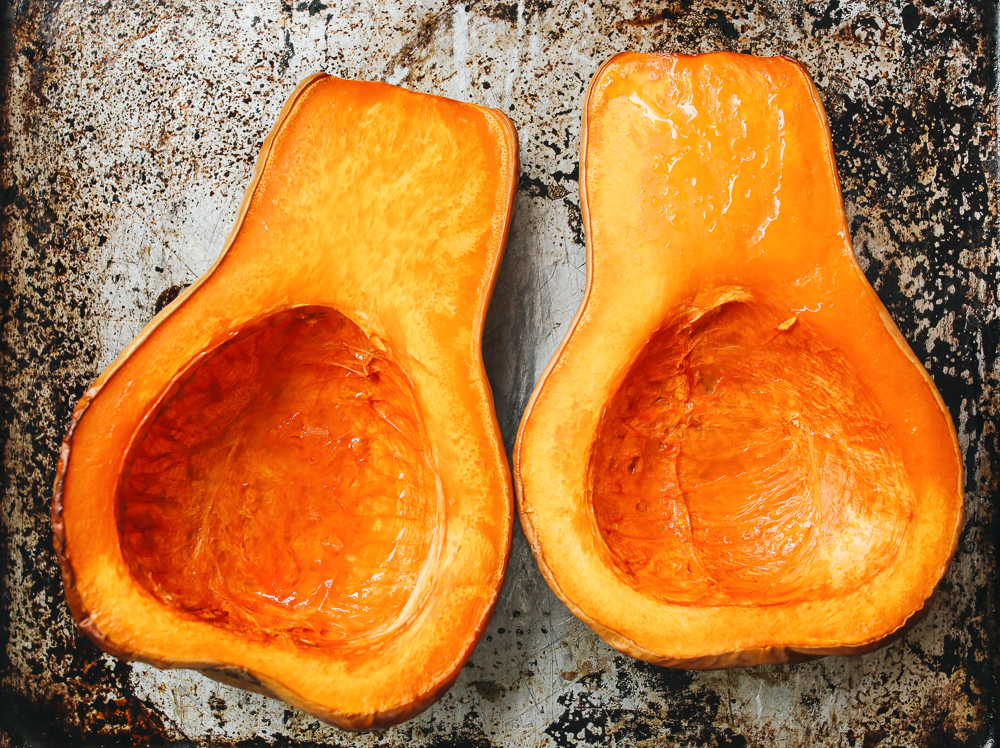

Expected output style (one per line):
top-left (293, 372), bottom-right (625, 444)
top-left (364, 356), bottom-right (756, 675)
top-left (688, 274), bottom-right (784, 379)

top-left (0, 0), bottom-right (996, 746)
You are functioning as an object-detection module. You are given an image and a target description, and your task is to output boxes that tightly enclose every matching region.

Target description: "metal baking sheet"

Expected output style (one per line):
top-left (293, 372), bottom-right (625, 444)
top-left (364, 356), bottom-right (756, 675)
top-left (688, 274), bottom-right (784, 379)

top-left (1, 0), bottom-right (996, 745)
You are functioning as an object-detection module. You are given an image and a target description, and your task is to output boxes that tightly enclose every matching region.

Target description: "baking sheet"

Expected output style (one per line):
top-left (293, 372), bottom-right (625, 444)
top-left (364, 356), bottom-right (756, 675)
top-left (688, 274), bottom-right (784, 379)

top-left (1, 0), bottom-right (996, 745)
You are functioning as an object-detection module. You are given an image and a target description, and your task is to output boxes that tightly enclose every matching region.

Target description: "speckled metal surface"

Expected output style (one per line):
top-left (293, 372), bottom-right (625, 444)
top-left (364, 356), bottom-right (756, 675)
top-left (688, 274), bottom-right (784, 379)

top-left (0, 0), bottom-right (996, 746)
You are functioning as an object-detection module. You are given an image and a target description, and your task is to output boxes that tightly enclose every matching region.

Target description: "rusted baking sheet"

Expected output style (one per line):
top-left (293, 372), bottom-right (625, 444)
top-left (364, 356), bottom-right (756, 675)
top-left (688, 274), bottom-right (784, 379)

top-left (1, 0), bottom-right (996, 746)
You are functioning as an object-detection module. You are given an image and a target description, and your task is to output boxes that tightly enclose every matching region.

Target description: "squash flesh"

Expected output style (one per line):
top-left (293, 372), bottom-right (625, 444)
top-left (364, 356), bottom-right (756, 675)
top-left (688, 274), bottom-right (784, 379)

top-left (118, 306), bottom-right (437, 646)
top-left (591, 290), bottom-right (914, 606)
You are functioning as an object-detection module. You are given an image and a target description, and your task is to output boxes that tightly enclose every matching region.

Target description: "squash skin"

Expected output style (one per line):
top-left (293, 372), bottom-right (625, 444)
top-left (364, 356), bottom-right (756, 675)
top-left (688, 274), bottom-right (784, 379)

top-left (514, 52), bottom-right (963, 669)
top-left (52, 74), bottom-right (517, 729)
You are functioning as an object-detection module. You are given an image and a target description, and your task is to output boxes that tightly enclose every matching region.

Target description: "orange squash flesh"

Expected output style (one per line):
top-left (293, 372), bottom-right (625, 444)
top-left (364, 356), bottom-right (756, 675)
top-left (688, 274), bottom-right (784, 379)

top-left (53, 75), bottom-right (517, 728)
top-left (515, 52), bottom-right (963, 668)
top-left (591, 292), bottom-right (913, 607)
top-left (117, 306), bottom-right (438, 646)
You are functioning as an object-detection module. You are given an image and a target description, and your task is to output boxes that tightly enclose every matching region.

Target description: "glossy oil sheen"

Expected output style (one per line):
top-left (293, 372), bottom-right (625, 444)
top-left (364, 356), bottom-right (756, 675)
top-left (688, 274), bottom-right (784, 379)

top-left (595, 59), bottom-right (786, 253)
top-left (590, 292), bottom-right (915, 606)
top-left (117, 307), bottom-right (438, 646)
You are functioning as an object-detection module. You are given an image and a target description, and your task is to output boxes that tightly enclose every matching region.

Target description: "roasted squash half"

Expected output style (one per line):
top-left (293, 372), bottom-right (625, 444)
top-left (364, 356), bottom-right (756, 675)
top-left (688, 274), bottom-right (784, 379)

top-left (53, 75), bottom-right (517, 728)
top-left (515, 52), bottom-right (963, 668)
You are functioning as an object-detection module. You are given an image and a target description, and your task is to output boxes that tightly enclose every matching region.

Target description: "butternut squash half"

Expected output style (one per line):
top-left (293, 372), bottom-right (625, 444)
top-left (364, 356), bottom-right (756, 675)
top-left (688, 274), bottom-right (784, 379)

top-left (53, 75), bottom-right (517, 728)
top-left (515, 52), bottom-right (963, 668)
